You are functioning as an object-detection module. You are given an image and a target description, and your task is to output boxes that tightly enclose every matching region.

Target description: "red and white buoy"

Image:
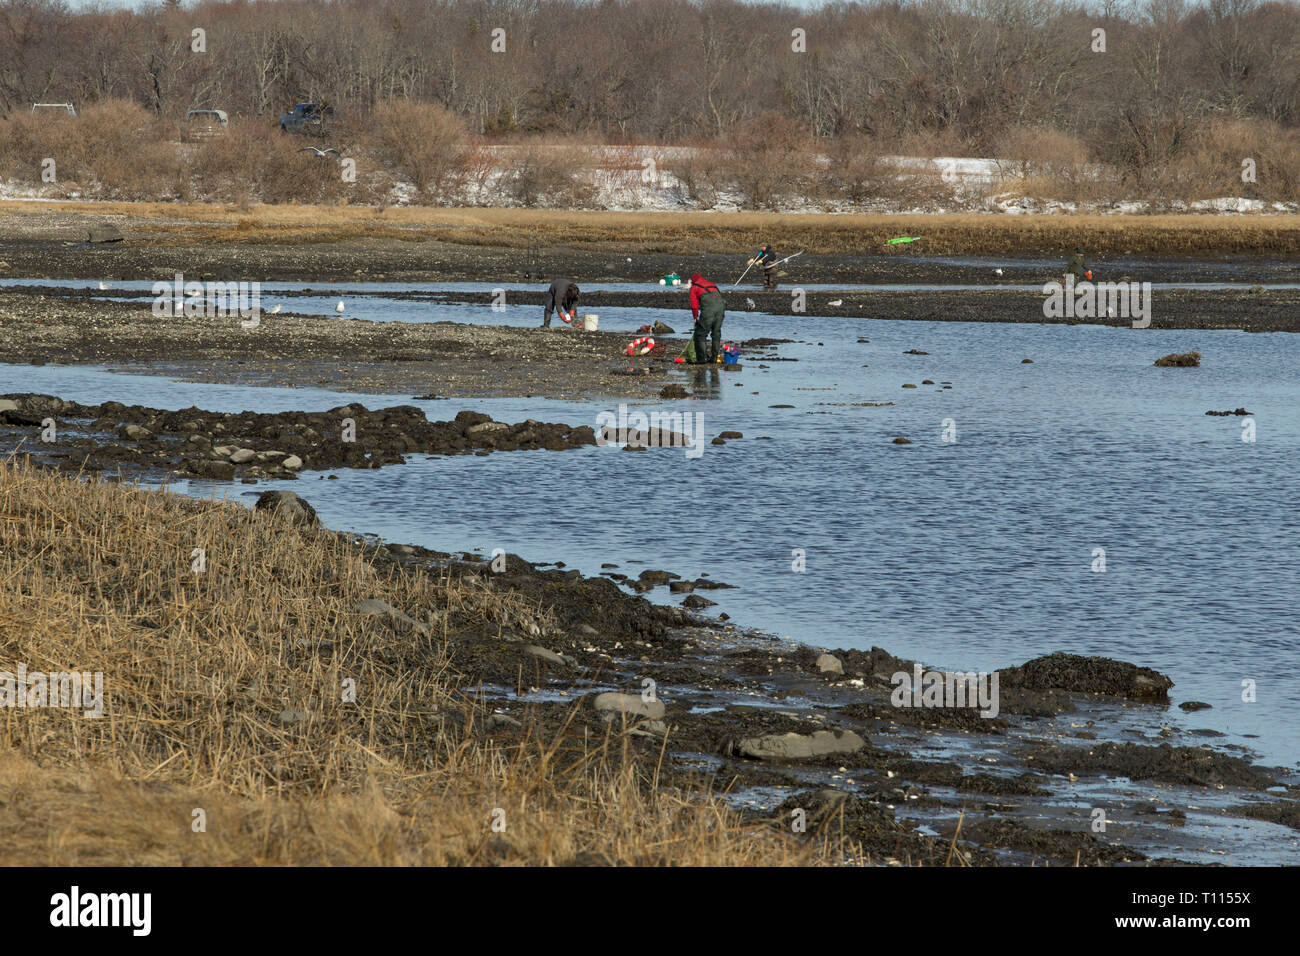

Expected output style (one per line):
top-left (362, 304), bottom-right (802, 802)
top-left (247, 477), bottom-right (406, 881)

top-left (624, 335), bottom-right (655, 356)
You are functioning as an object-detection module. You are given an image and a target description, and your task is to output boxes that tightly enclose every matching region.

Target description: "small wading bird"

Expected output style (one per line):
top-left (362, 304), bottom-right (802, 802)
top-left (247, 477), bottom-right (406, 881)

top-left (298, 146), bottom-right (342, 158)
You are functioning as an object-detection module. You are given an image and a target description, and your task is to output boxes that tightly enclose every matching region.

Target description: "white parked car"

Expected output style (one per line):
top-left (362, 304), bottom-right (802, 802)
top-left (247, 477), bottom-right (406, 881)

top-left (31, 102), bottom-right (76, 118)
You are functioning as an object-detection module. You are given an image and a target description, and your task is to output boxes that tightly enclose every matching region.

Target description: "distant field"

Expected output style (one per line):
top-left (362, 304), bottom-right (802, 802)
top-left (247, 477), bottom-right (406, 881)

top-left (4, 200), bottom-right (1300, 257)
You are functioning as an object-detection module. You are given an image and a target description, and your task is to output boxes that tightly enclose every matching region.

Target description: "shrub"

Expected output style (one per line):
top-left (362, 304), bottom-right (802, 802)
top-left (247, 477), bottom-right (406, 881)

top-left (725, 113), bottom-right (817, 209)
top-left (0, 99), bottom-right (180, 199)
top-left (367, 100), bottom-right (469, 200)
top-left (503, 141), bottom-right (596, 208)
top-left (818, 135), bottom-right (888, 205)
top-left (662, 146), bottom-right (728, 208)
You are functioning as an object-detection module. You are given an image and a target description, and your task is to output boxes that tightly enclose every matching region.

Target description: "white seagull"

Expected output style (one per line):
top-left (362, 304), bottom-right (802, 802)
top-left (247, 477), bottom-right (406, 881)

top-left (335, 300), bottom-right (345, 313)
top-left (995, 268), bottom-right (1004, 276)
top-left (745, 297), bottom-right (756, 312)
top-left (828, 299), bottom-right (843, 307)
top-left (299, 146), bottom-right (342, 158)
top-left (98, 281), bottom-right (110, 290)
top-left (269, 304), bottom-right (282, 314)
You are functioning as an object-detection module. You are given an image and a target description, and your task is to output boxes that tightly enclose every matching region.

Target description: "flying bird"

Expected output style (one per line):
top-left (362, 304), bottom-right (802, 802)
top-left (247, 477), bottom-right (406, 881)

top-left (299, 146), bottom-right (342, 158)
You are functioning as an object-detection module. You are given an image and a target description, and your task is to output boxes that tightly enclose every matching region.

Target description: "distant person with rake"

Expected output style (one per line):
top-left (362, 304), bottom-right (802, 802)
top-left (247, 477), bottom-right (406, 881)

top-left (542, 279), bottom-right (580, 328)
top-left (748, 244), bottom-right (779, 289)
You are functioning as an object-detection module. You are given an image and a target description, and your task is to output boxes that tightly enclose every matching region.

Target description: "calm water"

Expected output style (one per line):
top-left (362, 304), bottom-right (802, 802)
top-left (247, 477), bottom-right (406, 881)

top-left (4, 285), bottom-right (1298, 767)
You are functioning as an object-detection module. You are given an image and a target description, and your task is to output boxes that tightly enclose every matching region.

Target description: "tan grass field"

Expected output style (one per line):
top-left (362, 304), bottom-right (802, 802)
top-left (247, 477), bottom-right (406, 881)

top-left (4, 199), bottom-right (1299, 256)
top-left (0, 460), bottom-right (824, 866)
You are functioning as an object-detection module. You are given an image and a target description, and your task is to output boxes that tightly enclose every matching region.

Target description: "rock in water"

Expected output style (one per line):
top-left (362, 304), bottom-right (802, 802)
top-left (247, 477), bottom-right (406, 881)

top-left (998, 652), bottom-right (1173, 701)
top-left (253, 490), bottom-right (319, 526)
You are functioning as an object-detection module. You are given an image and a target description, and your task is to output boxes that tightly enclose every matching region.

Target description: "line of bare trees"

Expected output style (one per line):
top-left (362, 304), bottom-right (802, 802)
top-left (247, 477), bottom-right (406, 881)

top-left (2, 0), bottom-right (1299, 152)
top-left (2, 0), bottom-right (1300, 202)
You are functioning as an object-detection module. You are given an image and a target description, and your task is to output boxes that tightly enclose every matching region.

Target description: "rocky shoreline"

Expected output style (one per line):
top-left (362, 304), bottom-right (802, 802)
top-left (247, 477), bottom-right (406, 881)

top-left (0, 393), bottom-right (605, 481)
top-left (3, 394), bottom-right (1297, 864)
top-left (4, 217), bottom-right (1299, 865)
top-left (290, 513), bottom-right (1300, 865)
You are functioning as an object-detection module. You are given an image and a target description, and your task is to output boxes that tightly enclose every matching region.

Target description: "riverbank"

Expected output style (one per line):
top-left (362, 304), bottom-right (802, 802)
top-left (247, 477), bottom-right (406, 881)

top-left (2, 458), bottom-right (1297, 865)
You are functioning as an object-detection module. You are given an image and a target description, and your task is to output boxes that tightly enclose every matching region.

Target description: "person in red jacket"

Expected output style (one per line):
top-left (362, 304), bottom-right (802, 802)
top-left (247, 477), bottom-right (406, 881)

top-left (688, 273), bottom-right (726, 364)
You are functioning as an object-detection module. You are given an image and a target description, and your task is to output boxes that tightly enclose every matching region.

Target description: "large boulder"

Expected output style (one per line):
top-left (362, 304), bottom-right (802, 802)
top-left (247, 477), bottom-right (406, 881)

top-left (253, 490), bottom-right (319, 526)
top-left (816, 653), bottom-right (844, 675)
top-left (997, 653), bottom-right (1173, 702)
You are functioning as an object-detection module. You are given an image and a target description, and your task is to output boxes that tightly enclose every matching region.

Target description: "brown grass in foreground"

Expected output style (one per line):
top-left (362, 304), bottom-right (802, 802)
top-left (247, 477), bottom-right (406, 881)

top-left (5, 199), bottom-right (1298, 257)
top-left (0, 459), bottom-right (815, 865)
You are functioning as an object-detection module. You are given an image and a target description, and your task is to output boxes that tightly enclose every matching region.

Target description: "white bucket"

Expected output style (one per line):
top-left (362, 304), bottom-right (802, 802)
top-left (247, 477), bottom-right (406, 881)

top-left (582, 314), bottom-right (599, 331)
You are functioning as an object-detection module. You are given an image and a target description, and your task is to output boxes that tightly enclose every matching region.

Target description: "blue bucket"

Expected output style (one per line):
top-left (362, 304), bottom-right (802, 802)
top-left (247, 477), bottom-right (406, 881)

top-left (723, 345), bottom-right (740, 365)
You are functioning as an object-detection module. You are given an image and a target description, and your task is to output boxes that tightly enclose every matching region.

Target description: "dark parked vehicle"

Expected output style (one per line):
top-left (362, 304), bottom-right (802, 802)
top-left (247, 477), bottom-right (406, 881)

top-left (278, 102), bottom-right (333, 135)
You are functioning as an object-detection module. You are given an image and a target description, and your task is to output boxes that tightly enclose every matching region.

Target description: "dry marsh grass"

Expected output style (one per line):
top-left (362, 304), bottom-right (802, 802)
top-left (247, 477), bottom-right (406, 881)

top-left (0, 459), bottom-right (812, 866)
top-left (4, 199), bottom-right (1298, 256)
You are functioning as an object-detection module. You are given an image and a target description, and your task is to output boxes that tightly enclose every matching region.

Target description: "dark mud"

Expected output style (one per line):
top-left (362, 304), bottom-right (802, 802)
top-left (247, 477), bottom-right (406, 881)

top-left (6, 233), bottom-right (1300, 333)
top-left (3, 225), bottom-right (1300, 286)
